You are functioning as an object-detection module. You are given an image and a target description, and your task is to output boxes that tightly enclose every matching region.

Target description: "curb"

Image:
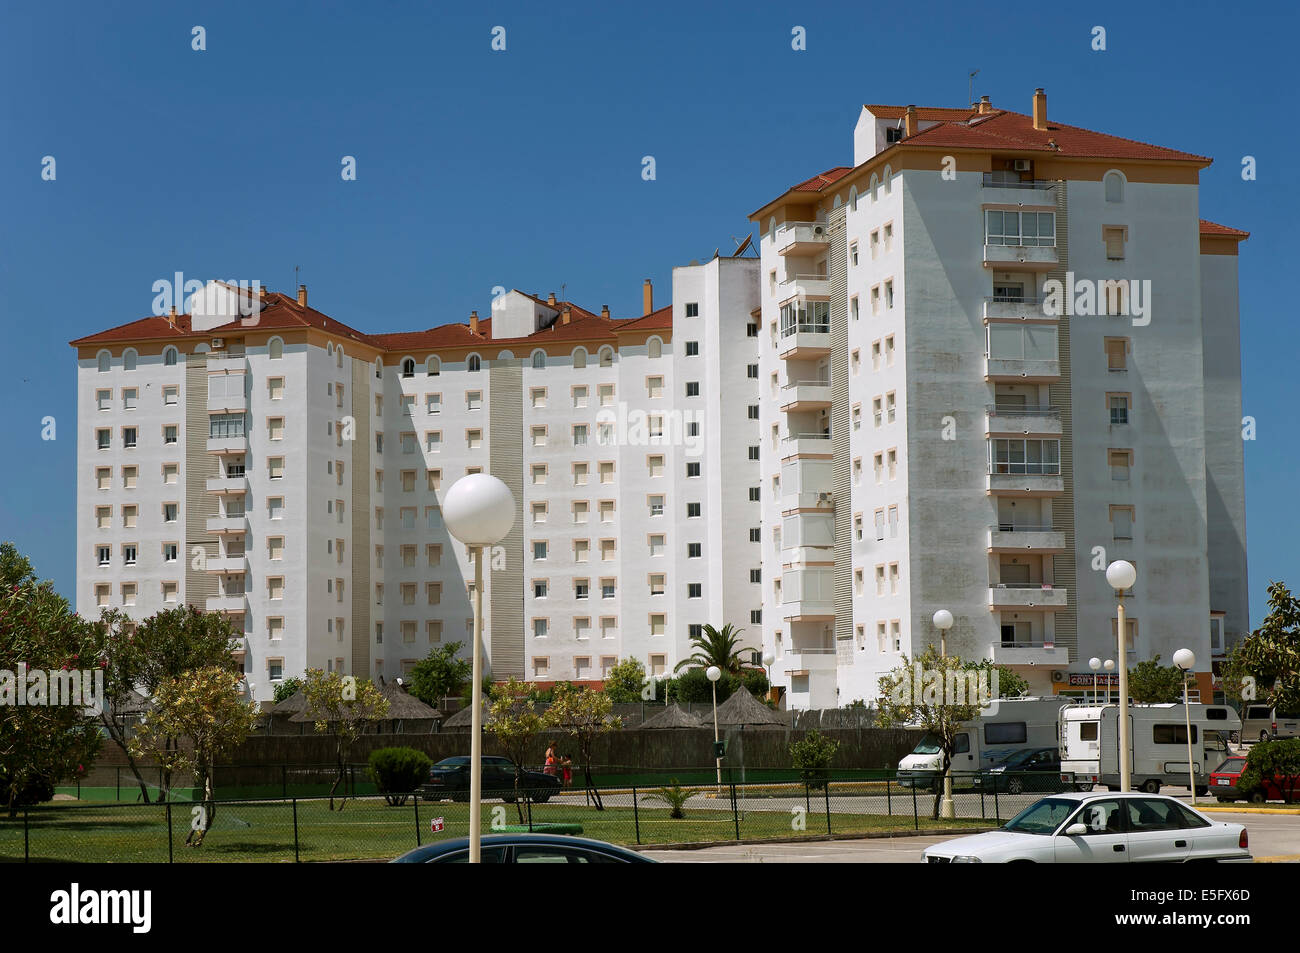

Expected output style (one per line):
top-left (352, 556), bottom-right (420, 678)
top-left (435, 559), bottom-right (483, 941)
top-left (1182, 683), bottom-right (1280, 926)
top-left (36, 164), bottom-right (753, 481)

top-left (637, 826), bottom-right (999, 852)
top-left (1198, 805), bottom-right (1300, 815)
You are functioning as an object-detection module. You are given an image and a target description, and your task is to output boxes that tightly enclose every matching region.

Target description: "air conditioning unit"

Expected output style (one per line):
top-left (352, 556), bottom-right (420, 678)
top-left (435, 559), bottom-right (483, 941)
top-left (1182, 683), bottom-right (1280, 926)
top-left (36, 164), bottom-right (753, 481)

top-left (1013, 159), bottom-right (1032, 172)
top-left (1051, 671), bottom-right (1065, 683)
top-left (211, 338), bottom-right (225, 349)
top-left (817, 492), bottom-right (833, 504)
top-left (813, 225), bottom-right (825, 236)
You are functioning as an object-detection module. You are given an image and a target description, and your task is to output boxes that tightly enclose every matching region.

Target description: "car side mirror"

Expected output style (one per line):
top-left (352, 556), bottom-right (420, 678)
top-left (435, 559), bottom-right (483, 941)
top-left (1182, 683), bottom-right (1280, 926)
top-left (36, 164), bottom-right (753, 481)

top-left (1064, 823), bottom-right (1087, 836)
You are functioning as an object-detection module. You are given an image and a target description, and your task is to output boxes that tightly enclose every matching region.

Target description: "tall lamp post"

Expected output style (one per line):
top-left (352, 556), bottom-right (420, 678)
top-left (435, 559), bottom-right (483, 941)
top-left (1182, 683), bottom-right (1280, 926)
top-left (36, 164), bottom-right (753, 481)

top-left (1173, 648), bottom-right (1198, 805)
top-left (931, 609), bottom-right (956, 819)
top-left (762, 653), bottom-right (776, 704)
top-left (442, 473), bottom-right (516, 864)
top-left (1103, 659), bottom-right (1115, 704)
top-left (1106, 560), bottom-right (1137, 792)
top-left (1088, 657), bottom-right (1101, 706)
top-left (706, 666), bottom-right (723, 789)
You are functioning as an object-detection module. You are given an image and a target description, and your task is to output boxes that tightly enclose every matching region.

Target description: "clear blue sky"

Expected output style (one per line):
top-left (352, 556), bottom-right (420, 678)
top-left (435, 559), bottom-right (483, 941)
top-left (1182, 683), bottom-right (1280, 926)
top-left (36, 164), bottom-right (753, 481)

top-left (1, 0), bottom-right (1295, 626)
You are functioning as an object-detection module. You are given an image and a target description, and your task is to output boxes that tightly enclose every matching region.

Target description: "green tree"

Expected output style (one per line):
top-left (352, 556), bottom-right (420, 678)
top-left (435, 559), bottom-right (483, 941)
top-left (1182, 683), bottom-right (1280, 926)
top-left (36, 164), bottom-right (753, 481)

top-left (485, 676), bottom-right (556, 822)
top-left (548, 683), bottom-right (621, 809)
top-left (601, 657), bottom-right (646, 702)
top-left (1224, 582), bottom-right (1300, 715)
top-left (790, 729), bottom-right (841, 790)
top-left (641, 779), bottom-right (699, 819)
top-left (367, 747), bottom-right (433, 806)
top-left (407, 642), bottom-right (472, 708)
top-left (273, 676), bottom-right (303, 705)
top-left (1238, 738), bottom-right (1300, 803)
top-left (670, 667), bottom-right (736, 704)
top-left (129, 666), bottom-right (258, 846)
top-left (673, 623), bottom-right (753, 674)
top-left (0, 544), bottom-right (103, 816)
top-left (301, 669), bottom-right (390, 811)
top-left (1125, 656), bottom-right (1186, 704)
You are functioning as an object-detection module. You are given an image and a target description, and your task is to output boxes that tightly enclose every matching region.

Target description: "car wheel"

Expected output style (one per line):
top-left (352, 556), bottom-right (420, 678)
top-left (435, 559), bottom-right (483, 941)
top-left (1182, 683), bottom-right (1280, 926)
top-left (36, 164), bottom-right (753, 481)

top-left (1140, 779), bottom-right (1160, 794)
top-left (1007, 778), bottom-right (1024, 795)
top-left (1195, 785), bottom-right (1209, 797)
top-left (1215, 797), bottom-right (1229, 803)
top-left (1248, 791), bottom-right (1266, 804)
top-left (450, 790), bottom-right (468, 803)
top-left (1260, 730), bottom-right (1271, 743)
top-left (533, 792), bottom-right (551, 804)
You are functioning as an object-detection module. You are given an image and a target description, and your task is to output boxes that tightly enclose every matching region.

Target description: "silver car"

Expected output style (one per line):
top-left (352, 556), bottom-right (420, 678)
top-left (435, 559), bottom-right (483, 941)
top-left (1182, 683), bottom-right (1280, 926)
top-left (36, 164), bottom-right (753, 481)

top-left (923, 792), bottom-right (1250, 863)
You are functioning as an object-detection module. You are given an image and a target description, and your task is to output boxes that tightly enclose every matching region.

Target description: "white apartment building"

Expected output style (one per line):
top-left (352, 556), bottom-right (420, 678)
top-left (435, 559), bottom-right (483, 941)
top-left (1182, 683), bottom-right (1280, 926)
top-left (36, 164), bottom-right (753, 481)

top-left (72, 260), bottom-right (763, 703)
top-left (749, 90), bottom-right (1249, 709)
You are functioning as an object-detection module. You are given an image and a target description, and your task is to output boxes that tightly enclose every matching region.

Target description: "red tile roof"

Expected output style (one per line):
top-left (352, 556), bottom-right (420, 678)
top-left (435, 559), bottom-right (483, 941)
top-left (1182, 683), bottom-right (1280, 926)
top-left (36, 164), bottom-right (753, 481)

top-left (1199, 219), bottom-right (1250, 239)
top-left (865, 105), bottom-right (978, 121)
top-left (791, 167), bottom-right (854, 192)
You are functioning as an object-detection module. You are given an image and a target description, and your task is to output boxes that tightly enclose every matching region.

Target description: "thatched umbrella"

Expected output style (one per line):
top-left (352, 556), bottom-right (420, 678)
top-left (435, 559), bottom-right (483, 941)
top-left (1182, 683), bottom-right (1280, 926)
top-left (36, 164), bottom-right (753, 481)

top-left (378, 682), bottom-right (442, 732)
top-left (640, 703), bottom-right (706, 729)
top-left (714, 688), bottom-right (787, 728)
top-left (440, 701), bottom-right (490, 730)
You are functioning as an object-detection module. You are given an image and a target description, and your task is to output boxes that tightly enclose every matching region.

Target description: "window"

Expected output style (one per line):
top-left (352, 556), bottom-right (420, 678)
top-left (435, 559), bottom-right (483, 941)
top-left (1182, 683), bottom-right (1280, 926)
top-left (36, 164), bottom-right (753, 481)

top-left (647, 376), bottom-right (663, 399)
top-left (1109, 449), bottom-right (1132, 481)
top-left (466, 390), bottom-right (482, 411)
top-left (1105, 337), bottom-right (1128, 371)
top-left (122, 427), bottom-right (137, 449)
top-left (268, 577), bottom-right (284, 600)
top-left (600, 539), bottom-right (615, 560)
top-left (269, 337), bottom-right (283, 360)
top-left (121, 583), bottom-right (136, 606)
top-left (531, 502), bottom-right (547, 524)
top-left (687, 543), bottom-right (702, 558)
top-left (747, 322), bottom-right (758, 338)
top-left (686, 502), bottom-right (701, 518)
top-left (268, 537), bottom-right (284, 560)
top-left (123, 349), bottom-right (137, 371)
top-left (685, 341), bottom-right (699, 356)
top-left (402, 358), bottom-right (415, 378)
top-left (426, 356), bottom-right (440, 376)
top-left (748, 486), bottom-right (759, 501)
top-left (121, 465), bottom-right (137, 489)
top-left (268, 497), bottom-right (284, 519)
top-left (991, 438), bottom-right (1061, 475)
top-left (573, 425), bottom-right (588, 446)
top-left (601, 579), bottom-right (616, 599)
top-left (1110, 505), bottom-right (1135, 540)
top-left (884, 280), bottom-right (894, 309)
top-left (1104, 170), bottom-right (1124, 203)
top-left (984, 210), bottom-right (1055, 246)
top-left (685, 381), bottom-right (700, 398)
top-left (688, 583), bottom-right (702, 599)
top-left (1104, 226), bottom-right (1126, 261)
top-left (747, 364), bottom-right (758, 379)
top-left (687, 462), bottom-right (700, 478)
top-left (162, 463), bottom-right (178, 485)
top-left (268, 417), bottom-right (284, 440)
top-left (574, 540), bottom-right (590, 562)
top-left (648, 455), bottom-right (664, 478)
top-left (648, 535), bottom-right (665, 557)
top-left (573, 501), bottom-right (589, 524)
top-left (531, 426), bottom-right (547, 448)
top-left (874, 509), bottom-right (885, 541)
top-left (533, 539), bottom-right (549, 560)
top-left (1109, 394), bottom-right (1130, 425)
top-left (467, 354), bottom-right (481, 372)
top-left (162, 543), bottom-right (178, 563)
top-left (650, 615), bottom-right (666, 637)
top-left (467, 429), bottom-right (482, 450)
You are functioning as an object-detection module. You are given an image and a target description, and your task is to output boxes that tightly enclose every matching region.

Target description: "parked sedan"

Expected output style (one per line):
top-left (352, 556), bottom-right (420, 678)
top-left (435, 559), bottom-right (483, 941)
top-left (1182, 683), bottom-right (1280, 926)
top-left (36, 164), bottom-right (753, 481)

top-left (922, 792), bottom-right (1250, 863)
top-left (423, 756), bottom-right (562, 803)
top-left (393, 833), bottom-right (656, 864)
top-left (1210, 756), bottom-right (1300, 803)
top-left (973, 747), bottom-right (1071, 794)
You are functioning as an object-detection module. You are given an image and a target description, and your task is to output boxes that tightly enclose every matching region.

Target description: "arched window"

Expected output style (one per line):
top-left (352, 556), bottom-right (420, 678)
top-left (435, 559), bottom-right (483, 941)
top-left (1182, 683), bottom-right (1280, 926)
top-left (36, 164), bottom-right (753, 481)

top-left (849, 185), bottom-right (858, 211)
top-left (882, 164), bottom-right (892, 194)
top-left (1105, 171), bottom-right (1124, 203)
top-left (426, 356), bottom-right (440, 376)
top-left (647, 337), bottom-right (662, 359)
top-left (467, 353), bottom-right (481, 373)
top-left (768, 216), bottom-right (777, 238)
top-left (268, 337), bottom-right (284, 360)
top-left (531, 349), bottom-right (546, 369)
top-left (336, 346), bottom-right (343, 368)
top-left (97, 350), bottom-right (112, 373)
top-left (163, 346), bottom-right (178, 367)
top-left (497, 350), bottom-right (514, 361)
top-left (123, 348), bottom-right (138, 371)
top-left (326, 343), bottom-right (334, 359)
top-left (832, 194), bottom-right (843, 211)
top-left (598, 346), bottom-right (613, 367)
top-left (374, 358), bottom-right (383, 380)
top-left (401, 358), bottom-right (415, 378)
top-left (572, 347), bottom-right (587, 369)
top-left (869, 174), bottom-right (878, 199)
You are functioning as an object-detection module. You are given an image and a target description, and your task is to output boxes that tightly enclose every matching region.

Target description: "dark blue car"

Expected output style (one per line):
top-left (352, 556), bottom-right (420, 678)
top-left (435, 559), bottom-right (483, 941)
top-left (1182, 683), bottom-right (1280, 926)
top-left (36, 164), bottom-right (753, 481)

top-left (393, 833), bottom-right (657, 864)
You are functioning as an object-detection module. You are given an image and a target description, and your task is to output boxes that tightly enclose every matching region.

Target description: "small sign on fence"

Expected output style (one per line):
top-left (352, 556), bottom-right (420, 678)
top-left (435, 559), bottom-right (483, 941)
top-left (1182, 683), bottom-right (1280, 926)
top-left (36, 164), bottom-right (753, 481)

top-left (430, 817), bottom-right (444, 834)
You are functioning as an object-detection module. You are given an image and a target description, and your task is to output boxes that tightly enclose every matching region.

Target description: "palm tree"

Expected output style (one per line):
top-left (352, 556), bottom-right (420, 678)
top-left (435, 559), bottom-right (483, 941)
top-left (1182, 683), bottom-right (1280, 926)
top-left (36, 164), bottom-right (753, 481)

top-left (673, 623), bottom-right (752, 674)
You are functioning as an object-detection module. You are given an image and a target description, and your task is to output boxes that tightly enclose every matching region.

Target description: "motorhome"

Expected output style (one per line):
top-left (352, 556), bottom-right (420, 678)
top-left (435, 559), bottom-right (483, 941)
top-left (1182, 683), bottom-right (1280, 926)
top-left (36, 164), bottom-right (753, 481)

top-left (1059, 703), bottom-right (1240, 794)
top-left (897, 697), bottom-right (1071, 789)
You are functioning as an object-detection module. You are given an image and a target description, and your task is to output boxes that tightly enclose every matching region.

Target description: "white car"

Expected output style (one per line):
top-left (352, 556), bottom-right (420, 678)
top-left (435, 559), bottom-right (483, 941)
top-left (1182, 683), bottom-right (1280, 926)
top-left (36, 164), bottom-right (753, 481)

top-left (922, 792), bottom-right (1250, 863)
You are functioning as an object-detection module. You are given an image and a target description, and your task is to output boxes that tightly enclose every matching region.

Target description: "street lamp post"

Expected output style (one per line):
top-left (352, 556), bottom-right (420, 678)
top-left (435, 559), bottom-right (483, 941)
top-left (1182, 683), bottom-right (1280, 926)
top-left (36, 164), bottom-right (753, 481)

top-left (1103, 659), bottom-right (1115, 705)
top-left (442, 473), bottom-right (516, 864)
top-left (931, 609), bottom-right (956, 819)
top-left (762, 653), bottom-right (776, 705)
top-left (1088, 657), bottom-right (1101, 707)
top-left (1173, 648), bottom-right (1198, 805)
top-left (706, 666), bottom-right (723, 789)
top-left (1106, 560), bottom-right (1137, 792)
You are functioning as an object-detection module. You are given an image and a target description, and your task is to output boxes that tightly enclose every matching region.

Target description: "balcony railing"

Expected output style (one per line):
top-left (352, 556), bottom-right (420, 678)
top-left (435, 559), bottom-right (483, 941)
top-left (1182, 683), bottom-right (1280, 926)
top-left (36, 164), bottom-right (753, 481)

top-left (780, 320), bottom-right (831, 336)
top-left (775, 222), bottom-right (830, 255)
top-left (981, 174), bottom-right (1056, 190)
top-left (778, 274), bottom-right (831, 301)
top-left (990, 464), bottom-right (1061, 476)
top-left (987, 404), bottom-right (1059, 418)
top-left (990, 522), bottom-right (1054, 533)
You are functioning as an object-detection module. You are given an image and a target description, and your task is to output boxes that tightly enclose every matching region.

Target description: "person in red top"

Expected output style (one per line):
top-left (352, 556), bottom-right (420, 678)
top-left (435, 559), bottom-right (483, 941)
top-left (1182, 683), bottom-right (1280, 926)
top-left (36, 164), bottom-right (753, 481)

top-left (561, 755), bottom-right (573, 789)
top-left (543, 743), bottom-right (557, 777)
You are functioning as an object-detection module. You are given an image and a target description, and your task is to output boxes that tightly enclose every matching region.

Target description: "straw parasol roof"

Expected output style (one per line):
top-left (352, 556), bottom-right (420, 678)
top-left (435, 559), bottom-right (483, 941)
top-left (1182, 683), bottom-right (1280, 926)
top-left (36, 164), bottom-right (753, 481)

top-left (440, 701), bottom-right (490, 728)
top-left (271, 688), bottom-right (309, 716)
top-left (640, 703), bottom-right (707, 729)
top-left (715, 689), bottom-right (787, 728)
top-left (379, 682), bottom-right (442, 721)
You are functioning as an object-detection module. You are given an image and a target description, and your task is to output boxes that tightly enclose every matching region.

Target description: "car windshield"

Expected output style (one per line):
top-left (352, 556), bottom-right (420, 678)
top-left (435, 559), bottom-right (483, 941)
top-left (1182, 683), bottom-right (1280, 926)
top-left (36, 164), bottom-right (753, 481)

top-left (912, 733), bottom-right (942, 755)
top-left (1003, 798), bottom-right (1077, 835)
top-left (434, 757), bottom-right (469, 767)
top-left (1214, 758), bottom-right (1245, 773)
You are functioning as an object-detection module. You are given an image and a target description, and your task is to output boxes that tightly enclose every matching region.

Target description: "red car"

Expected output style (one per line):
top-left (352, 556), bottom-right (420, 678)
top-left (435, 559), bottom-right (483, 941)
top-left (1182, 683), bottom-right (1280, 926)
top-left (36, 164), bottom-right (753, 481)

top-left (1209, 756), bottom-right (1300, 803)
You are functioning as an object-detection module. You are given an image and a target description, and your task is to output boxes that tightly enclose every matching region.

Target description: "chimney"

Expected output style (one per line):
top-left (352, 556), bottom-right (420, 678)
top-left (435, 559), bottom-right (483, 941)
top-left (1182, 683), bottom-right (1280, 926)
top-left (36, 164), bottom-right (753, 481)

top-left (978, 95), bottom-right (992, 115)
top-left (469, 310), bottom-right (479, 334)
top-left (166, 305), bottom-right (177, 328)
top-left (1032, 88), bottom-right (1047, 131)
top-left (642, 279), bottom-right (653, 315)
top-left (600, 304), bottom-right (610, 319)
top-left (547, 292), bottom-right (557, 306)
top-left (297, 284), bottom-right (307, 308)
top-left (904, 104), bottom-right (917, 138)
top-left (561, 307), bottom-right (571, 325)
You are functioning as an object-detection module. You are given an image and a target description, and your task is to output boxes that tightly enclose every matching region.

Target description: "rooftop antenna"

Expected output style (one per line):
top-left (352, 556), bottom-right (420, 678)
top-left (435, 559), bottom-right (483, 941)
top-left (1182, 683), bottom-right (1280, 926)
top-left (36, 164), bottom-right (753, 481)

top-left (293, 264), bottom-right (300, 296)
top-left (968, 68), bottom-right (980, 108)
top-left (560, 282), bottom-right (566, 304)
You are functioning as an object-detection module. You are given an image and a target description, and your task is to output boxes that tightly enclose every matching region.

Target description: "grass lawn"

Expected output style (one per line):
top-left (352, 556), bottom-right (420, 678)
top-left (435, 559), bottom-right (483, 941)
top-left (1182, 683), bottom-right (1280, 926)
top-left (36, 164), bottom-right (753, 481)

top-left (0, 794), bottom-right (993, 862)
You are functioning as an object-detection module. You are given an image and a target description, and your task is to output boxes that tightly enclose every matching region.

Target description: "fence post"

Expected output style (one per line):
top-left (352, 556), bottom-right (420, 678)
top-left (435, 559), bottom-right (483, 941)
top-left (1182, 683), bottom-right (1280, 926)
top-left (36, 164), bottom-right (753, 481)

top-left (804, 780), bottom-right (811, 819)
top-left (526, 795), bottom-right (533, 832)
top-left (886, 776), bottom-right (892, 817)
top-left (730, 778), bottom-right (740, 841)
top-left (282, 764), bottom-right (287, 799)
top-left (165, 801), bottom-right (174, 863)
top-left (292, 798), bottom-right (300, 863)
top-left (116, 767), bottom-right (120, 802)
top-left (980, 781), bottom-right (985, 820)
top-left (414, 794), bottom-right (421, 847)
top-left (23, 808), bottom-right (29, 863)
top-left (824, 780), bottom-right (832, 835)
top-left (993, 786), bottom-right (1000, 824)
top-left (911, 782), bottom-right (918, 831)
top-left (632, 786), bottom-right (640, 845)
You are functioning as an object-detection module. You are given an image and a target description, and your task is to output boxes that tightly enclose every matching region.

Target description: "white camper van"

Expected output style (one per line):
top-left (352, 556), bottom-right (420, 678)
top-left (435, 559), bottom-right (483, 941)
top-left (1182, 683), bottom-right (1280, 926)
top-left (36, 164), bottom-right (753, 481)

top-left (1059, 703), bottom-right (1240, 794)
top-left (897, 697), bottom-right (1071, 789)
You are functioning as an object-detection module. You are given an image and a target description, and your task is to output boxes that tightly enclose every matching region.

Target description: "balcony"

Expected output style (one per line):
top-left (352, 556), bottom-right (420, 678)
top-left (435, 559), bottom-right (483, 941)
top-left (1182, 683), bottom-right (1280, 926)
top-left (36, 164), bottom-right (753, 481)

top-left (777, 274), bottom-right (831, 303)
top-left (987, 524), bottom-right (1066, 554)
top-left (780, 490), bottom-right (834, 515)
top-left (984, 356), bottom-right (1060, 382)
top-left (778, 328), bottom-right (832, 360)
top-left (205, 354), bottom-right (247, 374)
top-left (781, 568), bottom-right (835, 621)
top-left (782, 647), bottom-right (837, 677)
top-left (988, 584), bottom-right (1068, 610)
top-left (988, 640), bottom-right (1070, 667)
top-left (206, 514), bottom-right (248, 535)
top-left (983, 297), bottom-right (1056, 321)
top-left (204, 555), bottom-right (247, 574)
top-left (775, 222), bottom-right (830, 257)
top-left (780, 380), bottom-right (832, 413)
top-left (985, 404), bottom-right (1062, 437)
top-left (980, 174), bottom-right (1057, 208)
top-left (206, 594), bottom-right (247, 614)
top-left (780, 433), bottom-right (833, 460)
top-left (207, 434), bottom-right (249, 454)
top-left (206, 474), bottom-right (249, 495)
top-left (207, 389), bottom-right (247, 413)
top-left (987, 471), bottom-right (1063, 496)
top-left (983, 244), bottom-right (1059, 271)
